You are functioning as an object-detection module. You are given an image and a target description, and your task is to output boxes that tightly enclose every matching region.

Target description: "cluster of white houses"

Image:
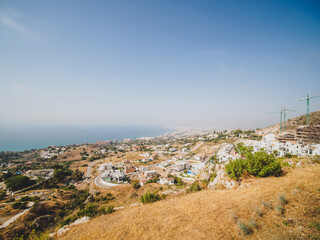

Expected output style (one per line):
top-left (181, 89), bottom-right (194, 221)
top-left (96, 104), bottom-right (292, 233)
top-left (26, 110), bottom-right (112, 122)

top-left (213, 134), bottom-right (320, 165)
top-left (241, 134), bottom-right (320, 157)
top-left (97, 157), bottom-right (208, 186)
top-left (96, 131), bottom-right (320, 188)
top-left (40, 146), bottom-right (66, 159)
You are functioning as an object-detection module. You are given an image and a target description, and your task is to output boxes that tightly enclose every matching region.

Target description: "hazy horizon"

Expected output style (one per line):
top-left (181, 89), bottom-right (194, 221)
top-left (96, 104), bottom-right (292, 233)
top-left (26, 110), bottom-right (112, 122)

top-left (1, 0), bottom-right (320, 130)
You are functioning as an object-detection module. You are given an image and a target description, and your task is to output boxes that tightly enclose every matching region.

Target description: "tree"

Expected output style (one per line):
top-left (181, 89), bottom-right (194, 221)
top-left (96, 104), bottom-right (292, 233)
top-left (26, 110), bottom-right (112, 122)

top-left (53, 168), bottom-right (72, 181)
top-left (0, 191), bottom-right (6, 201)
top-left (71, 169), bottom-right (84, 181)
top-left (226, 148), bottom-right (282, 180)
top-left (5, 175), bottom-right (35, 191)
top-left (140, 191), bottom-right (160, 204)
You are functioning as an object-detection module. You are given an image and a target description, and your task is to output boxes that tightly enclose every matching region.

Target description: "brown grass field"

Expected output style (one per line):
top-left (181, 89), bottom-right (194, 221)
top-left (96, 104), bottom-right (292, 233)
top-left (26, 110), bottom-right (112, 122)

top-left (59, 165), bottom-right (320, 240)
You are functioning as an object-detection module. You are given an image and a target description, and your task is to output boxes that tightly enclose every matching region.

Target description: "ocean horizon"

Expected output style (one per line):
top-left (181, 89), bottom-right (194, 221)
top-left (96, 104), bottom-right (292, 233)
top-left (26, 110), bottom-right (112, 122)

top-left (0, 126), bottom-right (171, 152)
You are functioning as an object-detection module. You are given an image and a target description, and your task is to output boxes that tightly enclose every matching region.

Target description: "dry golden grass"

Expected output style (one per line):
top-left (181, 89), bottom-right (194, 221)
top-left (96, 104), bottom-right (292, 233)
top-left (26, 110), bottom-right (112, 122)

top-left (60, 165), bottom-right (320, 240)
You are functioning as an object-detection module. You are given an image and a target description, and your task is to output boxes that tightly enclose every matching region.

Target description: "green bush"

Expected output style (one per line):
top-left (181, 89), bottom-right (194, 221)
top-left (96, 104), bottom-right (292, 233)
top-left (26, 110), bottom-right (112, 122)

top-left (130, 193), bottom-right (138, 198)
top-left (71, 169), bottom-right (84, 181)
top-left (225, 159), bottom-right (247, 180)
top-left (53, 168), bottom-right (73, 181)
top-left (106, 206), bottom-right (114, 214)
top-left (210, 172), bottom-right (217, 182)
top-left (173, 176), bottom-right (185, 187)
top-left (60, 215), bottom-right (79, 227)
top-left (132, 181), bottom-right (141, 189)
top-left (146, 178), bottom-right (159, 184)
top-left (63, 184), bottom-right (76, 191)
top-left (76, 203), bottom-right (112, 218)
top-left (12, 202), bottom-right (28, 209)
top-left (19, 196), bottom-right (31, 202)
top-left (187, 182), bottom-right (202, 193)
top-left (140, 191), bottom-right (161, 204)
top-left (0, 191), bottom-right (6, 201)
top-left (226, 147), bottom-right (282, 180)
top-left (5, 175), bottom-right (35, 191)
top-left (278, 194), bottom-right (287, 205)
top-left (209, 155), bottom-right (219, 164)
top-left (238, 220), bottom-right (252, 235)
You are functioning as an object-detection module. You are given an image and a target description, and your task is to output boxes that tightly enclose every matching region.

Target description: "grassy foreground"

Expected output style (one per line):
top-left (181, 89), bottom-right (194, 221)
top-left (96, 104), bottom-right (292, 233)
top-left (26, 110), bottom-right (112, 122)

top-left (60, 165), bottom-right (320, 240)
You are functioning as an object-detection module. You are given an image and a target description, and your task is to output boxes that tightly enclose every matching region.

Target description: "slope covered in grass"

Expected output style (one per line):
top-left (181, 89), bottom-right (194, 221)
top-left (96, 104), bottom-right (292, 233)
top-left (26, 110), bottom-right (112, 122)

top-left (60, 165), bottom-right (320, 240)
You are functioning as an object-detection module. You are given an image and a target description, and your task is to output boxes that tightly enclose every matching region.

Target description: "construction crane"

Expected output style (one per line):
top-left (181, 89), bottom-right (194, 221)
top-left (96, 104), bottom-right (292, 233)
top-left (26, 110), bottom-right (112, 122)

top-left (297, 94), bottom-right (320, 126)
top-left (282, 108), bottom-right (296, 132)
top-left (266, 110), bottom-right (284, 133)
top-left (266, 108), bottom-right (296, 133)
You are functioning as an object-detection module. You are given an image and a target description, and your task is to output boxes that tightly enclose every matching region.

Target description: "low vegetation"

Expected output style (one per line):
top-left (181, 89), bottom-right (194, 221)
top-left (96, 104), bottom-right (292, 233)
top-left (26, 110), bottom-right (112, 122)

top-left (140, 191), bottom-right (161, 204)
top-left (225, 143), bottom-right (282, 180)
top-left (5, 175), bottom-right (35, 191)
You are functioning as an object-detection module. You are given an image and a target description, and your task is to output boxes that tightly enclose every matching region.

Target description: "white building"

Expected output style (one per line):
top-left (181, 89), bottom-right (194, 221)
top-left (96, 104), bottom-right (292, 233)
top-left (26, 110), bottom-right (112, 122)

top-left (158, 177), bottom-right (174, 185)
top-left (98, 163), bottom-right (113, 172)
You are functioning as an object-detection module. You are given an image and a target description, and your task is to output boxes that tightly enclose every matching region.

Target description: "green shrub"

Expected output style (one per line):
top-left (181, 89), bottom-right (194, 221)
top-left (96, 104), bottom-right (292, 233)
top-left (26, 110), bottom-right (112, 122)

top-left (238, 220), bottom-right (252, 235)
top-left (98, 207), bottom-right (106, 215)
top-left (53, 168), bottom-right (72, 181)
top-left (140, 191), bottom-right (160, 204)
top-left (78, 203), bottom-right (99, 217)
top-left (209, 155), bottom-right (219, 164)
top-left (249, 219), bottom-right (257, 229)
top-left (309, 221), bottom-right (320, 231)
top-left (12, 202), bottom-right (28, 209)
top-left (19, 196), bottom-right (31, 202)
top-left (262, 202), bottom-right (272, 209)
top-left (132, 181), bottom-right (141, 189)
top-left (225, 159), bottom-right (247, 180)
top-left (106, 206), bottom-right (114, 214)
top-left (62, 185), bottom-right (76, 191)
top-left (173, 176), bottom-right (185, 187)
top-left (187, 182), bottom-right (202, 193)
top-left (278, 194), bottom-right (288, 205)
top-left (130, 193), bottom-right (138, 198)
top-left (254, 207), bottom-right (262, 217)
top-left (276, 205), bottom-right (284, 214)
top-left (60, 215), bottom-right (79, 227)
top-left (5, 175), bottom-right (35, 191)
top-left (146, 178), bottom-right (159, 184)
top-left (71, 169), bottom-right (84, 181)
top-left (5, 198), bottom-right (15, 203)
top-left (226, 147), bottom-right (282, 180)
top-left (0, 191), bottom-right (6, 201)
top-left (210, 172), bottom-right (217, 182)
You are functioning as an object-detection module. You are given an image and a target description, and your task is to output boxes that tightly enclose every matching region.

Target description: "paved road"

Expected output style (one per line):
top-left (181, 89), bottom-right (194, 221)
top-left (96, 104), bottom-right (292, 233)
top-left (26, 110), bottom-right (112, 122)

top-left (94, 174), bottom-right (119, 189)
top-left (0, 202), bottom-right (34, 229)
top-left (191, 141), bottom-right (204, 152)
top-left (85, 160), bottom-right (103, 178)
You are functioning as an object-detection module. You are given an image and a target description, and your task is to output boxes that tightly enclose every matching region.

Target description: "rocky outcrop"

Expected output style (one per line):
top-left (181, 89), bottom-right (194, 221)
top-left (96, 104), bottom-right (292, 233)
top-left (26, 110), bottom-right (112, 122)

top-left (208, 168), bottom-right (238, 189)
top-left (32, 215), bottom-right (54, 230)
top-left (57, 216), bottom-right (91, 236)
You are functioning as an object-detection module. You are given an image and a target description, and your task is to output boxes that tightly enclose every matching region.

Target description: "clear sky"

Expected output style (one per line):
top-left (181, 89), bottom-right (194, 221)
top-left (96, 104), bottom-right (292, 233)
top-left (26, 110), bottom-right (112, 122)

top-left (0, 0), bottom-right (320, 129)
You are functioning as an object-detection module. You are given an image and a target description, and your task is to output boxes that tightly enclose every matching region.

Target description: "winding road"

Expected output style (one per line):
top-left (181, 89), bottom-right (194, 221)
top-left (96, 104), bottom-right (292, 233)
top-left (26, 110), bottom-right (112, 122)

top-left (0, 202), bottom-right (34, 229)
top-left (94, 174), bottom-right (119, 189)
top-left (85, 160), bottom-right (102, 178)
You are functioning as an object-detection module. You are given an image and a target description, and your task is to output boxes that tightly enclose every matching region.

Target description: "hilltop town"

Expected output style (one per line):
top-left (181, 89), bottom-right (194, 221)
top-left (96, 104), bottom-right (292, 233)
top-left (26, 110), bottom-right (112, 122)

top-left (0, 112), bottom-right (320, 239)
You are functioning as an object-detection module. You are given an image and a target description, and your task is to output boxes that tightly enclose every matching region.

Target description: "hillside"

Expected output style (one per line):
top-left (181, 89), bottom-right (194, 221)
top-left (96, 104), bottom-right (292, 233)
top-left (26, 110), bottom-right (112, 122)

top-left (60, 165), bottom-right (320, 240)
top-left (261, 110), bottom-right (320, 134)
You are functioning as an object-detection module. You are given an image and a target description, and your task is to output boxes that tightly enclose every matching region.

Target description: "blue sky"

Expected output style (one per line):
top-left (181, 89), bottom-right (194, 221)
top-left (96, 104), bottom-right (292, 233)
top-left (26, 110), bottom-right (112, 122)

top-left (0, 0), bottom-right (320, 129)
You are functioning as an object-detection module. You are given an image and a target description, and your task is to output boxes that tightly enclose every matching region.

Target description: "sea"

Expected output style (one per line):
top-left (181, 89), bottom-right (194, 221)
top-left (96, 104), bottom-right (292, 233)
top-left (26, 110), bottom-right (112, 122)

top-left (0, 126), bottom-right (171, 152)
